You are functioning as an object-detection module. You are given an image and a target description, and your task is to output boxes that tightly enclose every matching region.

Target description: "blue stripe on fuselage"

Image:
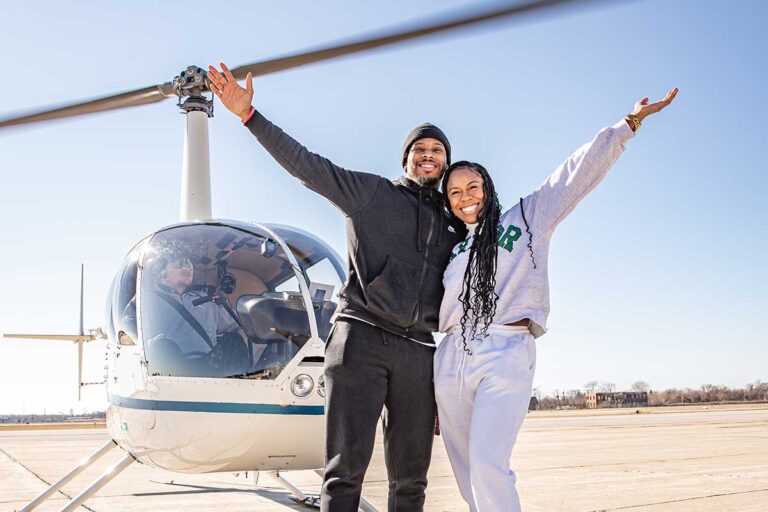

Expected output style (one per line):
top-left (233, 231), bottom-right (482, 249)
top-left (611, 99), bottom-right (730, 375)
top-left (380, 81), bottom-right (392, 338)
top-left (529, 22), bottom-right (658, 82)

top-left (109, 395), bottom-right (324, 415)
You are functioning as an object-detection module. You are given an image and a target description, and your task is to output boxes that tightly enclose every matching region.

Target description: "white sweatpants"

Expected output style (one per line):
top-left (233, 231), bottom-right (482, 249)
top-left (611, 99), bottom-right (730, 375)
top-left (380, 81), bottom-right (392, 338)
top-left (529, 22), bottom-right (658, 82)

top-left (434, 325), bottom-right (536, 512)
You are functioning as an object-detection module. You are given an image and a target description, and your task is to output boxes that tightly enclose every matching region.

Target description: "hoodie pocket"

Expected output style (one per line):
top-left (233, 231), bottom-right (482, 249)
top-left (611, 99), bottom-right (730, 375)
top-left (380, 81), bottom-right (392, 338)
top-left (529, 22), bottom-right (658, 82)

top-left (419, 261), bottom-right (445, 328)
top-left (365, 255), bottom-right (419, 326)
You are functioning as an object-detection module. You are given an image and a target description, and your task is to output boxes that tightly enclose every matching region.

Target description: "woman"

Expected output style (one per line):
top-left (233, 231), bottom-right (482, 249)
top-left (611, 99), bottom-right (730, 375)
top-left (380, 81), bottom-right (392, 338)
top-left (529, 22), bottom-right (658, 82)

top-left (434, 89), bottom-right (678, 512)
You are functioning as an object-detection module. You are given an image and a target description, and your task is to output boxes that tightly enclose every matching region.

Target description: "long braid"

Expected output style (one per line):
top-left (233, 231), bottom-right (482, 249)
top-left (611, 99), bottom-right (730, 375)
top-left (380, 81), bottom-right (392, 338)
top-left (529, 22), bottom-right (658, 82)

top-left (441, 161), bottom-right (501, 353)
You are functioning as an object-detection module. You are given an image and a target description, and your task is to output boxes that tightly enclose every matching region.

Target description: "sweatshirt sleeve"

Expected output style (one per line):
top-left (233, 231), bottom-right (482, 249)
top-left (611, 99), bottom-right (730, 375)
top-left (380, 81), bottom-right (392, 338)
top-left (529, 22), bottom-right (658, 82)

top-left (244, 109), bottom-right (380, 215)
top-left (526, 119), bottom-right (635, 233)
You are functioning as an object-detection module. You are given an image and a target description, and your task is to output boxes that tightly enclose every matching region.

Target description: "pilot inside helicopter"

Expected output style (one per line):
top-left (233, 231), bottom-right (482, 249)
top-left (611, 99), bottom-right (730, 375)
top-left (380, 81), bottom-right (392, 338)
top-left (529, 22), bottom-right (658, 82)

top-left (141, 252), bottom-right (250, 377)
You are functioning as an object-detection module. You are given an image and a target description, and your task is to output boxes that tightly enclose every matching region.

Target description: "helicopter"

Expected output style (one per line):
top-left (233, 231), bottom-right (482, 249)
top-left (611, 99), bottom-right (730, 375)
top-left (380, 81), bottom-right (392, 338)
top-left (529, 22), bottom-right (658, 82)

top-left (1, 1), bottom-right (613, 510)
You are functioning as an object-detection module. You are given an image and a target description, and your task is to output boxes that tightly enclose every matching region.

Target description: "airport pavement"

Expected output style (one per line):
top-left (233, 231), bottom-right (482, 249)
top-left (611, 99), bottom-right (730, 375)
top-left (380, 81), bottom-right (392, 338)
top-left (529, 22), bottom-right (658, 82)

top-left (1, 404), bottom-right (767, 511)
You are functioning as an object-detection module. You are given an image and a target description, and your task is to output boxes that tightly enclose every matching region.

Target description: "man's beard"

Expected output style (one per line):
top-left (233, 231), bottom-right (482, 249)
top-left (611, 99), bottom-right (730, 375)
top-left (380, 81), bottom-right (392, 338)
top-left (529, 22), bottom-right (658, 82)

top-left (412, 175), bottom-right (441, 189)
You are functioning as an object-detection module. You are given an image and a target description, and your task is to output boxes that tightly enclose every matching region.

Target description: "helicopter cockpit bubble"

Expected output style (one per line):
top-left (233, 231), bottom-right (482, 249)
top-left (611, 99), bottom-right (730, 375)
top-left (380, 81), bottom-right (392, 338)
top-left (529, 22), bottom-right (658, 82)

top-left (108, 239), bottom-right (148, 348)
top-left (133, 221), bottom-right (345, 380)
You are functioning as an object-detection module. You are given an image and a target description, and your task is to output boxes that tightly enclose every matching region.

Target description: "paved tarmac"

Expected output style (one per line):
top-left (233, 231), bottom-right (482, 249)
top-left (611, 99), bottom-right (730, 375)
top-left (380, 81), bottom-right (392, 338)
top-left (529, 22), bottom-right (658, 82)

top-left (2, 404), bottom-right (767, 511)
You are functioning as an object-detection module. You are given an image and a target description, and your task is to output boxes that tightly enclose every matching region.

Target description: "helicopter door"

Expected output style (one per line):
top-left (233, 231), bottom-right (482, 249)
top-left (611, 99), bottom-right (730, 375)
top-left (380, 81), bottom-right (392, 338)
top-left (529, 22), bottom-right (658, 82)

top-left (109, 243), bottom-right (146, 391)
top-left (138, 223), bottom-right (315, 380)
top-left (262, 224), bottom-right (346, 344)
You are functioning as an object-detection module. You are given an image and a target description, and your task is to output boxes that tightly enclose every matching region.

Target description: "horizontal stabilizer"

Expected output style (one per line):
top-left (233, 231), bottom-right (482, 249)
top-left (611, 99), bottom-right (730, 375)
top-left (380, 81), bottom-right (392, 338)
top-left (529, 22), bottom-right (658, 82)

top-left (2, 330), bottom-right (104, 343)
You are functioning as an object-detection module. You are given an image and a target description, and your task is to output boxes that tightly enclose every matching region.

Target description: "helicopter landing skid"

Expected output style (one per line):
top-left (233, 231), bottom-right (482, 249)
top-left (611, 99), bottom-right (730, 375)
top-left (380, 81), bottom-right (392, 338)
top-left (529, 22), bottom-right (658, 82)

top-left (18, 439), bottom-right (134, 512)
top-left (268, 469), bottom-right (380, 511)
top-left (289, 496), bottom-right (322, 509)
top-left (269, 470), bottom-right (320, 508)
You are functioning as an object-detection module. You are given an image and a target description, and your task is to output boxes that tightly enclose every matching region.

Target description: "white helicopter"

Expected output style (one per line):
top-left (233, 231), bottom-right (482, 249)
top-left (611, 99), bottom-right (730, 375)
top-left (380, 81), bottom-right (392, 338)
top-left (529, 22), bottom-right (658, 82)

top-left (1, 1), bottom-right (607, 510)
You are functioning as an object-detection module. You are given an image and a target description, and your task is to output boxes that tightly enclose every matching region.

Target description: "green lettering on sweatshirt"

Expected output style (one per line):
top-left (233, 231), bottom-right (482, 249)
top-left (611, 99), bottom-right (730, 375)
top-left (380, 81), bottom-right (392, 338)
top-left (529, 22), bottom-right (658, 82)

top-left (449, 222), bottom-right (523, 262)
top-left (496, 224), bottom-right (522, 252)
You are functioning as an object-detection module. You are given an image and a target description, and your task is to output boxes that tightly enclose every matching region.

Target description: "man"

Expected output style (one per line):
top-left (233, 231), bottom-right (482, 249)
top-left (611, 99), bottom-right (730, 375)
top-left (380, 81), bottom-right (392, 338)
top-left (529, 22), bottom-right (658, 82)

top-left (208, 63), bottom-right (465, 511)
top-left (141, 254), bottom-right (246, 377)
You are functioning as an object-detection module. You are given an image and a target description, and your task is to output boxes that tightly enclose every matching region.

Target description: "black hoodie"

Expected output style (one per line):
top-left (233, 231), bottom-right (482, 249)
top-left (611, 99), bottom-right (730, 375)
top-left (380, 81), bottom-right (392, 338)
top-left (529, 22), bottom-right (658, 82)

top-left (245, 110), bottom-right (466, 345)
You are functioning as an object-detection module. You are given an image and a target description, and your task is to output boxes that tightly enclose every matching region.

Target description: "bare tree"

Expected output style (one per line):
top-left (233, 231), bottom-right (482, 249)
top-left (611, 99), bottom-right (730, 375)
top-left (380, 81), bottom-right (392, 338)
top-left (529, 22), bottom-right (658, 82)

top-left (584, 381), bottom-right (598, 393)
top-left (631, 380), bottom-right (650, 392)
top-left (598, 381), bottom-right (616, 393)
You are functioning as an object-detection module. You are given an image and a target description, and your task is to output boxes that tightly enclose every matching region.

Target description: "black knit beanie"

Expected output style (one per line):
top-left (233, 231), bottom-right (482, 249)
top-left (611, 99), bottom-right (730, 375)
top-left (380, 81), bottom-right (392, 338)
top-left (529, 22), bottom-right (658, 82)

top-left (401, 123), bottom-right (451, 167)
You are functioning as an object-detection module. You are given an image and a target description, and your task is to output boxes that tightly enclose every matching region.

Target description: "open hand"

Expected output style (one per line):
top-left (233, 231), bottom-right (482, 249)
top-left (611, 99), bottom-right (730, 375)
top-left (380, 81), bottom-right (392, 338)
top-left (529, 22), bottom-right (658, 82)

top-left (632, 88), bottom-right (679, 123)
top-left (207, 63), bottom-right (254, 121)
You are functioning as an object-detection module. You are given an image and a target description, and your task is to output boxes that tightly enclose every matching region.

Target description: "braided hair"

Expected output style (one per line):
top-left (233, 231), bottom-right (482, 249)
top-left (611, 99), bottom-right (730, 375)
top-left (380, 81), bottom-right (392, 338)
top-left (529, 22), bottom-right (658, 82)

top-left (441, 161), bottom-right (502, 352)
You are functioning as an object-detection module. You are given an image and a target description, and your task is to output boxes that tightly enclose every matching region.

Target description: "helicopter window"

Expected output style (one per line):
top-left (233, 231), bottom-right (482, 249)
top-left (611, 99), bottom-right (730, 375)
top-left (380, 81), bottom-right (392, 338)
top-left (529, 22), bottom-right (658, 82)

top-left (112, 245), bottom-right (142, 346)
top-left (305, 257), bottom-right (340, 298)
top-left (139, 224), bottom-right (315, 380)
top-left (264, 225), bottom-right (346, 342)
top-left (303, 257), bottom-right (343, 341)
top-left (105, 278), bottom-right (117, 342)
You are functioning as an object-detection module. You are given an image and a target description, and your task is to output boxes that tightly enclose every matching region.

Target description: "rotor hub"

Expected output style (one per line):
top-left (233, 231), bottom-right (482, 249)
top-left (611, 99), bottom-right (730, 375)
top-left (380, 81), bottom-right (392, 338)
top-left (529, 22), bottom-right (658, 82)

top-left (174, 66), bottom-right (213, 117)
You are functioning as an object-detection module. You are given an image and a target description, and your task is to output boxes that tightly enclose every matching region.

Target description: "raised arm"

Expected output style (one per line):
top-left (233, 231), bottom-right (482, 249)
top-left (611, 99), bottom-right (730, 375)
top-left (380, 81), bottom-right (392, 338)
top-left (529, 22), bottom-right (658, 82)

top-left (208, 63), bottom-right (379, 216)
top-left (525, 88), bottom-right (679, 233)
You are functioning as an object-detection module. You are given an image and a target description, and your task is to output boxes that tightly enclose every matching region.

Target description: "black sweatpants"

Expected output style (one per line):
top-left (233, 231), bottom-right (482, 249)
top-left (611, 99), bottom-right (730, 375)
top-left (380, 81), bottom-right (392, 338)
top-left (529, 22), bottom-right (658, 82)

top-left (321, 319), bottom-right (436, 512)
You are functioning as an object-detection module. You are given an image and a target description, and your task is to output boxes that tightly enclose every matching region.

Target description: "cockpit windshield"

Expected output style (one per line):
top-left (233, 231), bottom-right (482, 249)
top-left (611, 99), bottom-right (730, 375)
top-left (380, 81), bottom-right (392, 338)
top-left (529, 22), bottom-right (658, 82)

top-left (135, 222), bottom-right (344, 380)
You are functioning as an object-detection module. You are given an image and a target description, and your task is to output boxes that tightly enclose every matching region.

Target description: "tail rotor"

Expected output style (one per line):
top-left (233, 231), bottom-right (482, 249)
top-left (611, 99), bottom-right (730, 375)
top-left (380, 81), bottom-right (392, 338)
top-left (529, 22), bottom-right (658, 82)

top-left (2, 264), bottom-right (106, 400)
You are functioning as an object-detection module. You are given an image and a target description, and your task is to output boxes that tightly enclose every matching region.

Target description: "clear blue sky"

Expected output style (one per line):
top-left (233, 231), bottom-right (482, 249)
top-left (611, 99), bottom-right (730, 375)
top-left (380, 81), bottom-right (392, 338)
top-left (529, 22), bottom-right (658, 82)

top-left (1, 0), bottom-right (766, 414)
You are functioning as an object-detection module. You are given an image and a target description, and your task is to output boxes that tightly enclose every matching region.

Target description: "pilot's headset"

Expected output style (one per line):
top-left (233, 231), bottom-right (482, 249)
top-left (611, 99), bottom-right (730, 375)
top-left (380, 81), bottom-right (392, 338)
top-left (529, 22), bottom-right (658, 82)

top-left (151, 251), bottom-right (193, 284)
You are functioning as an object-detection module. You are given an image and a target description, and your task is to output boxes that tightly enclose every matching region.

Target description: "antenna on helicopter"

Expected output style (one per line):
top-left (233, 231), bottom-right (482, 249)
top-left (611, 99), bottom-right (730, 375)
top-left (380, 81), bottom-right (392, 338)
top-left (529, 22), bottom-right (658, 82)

top-left (2, 264), bottom-right (106, 400)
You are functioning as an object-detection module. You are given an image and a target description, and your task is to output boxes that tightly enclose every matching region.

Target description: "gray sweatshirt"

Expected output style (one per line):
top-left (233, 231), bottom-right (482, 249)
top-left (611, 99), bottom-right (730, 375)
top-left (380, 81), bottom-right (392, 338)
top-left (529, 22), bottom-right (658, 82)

top-left (439, 120), bottom-right (635, 342)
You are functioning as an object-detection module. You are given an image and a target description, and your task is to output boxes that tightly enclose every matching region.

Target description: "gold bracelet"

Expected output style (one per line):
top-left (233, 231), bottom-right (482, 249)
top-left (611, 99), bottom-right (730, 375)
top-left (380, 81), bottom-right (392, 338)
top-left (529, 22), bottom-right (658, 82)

top-left (625, 114), bottom-right (642, 132)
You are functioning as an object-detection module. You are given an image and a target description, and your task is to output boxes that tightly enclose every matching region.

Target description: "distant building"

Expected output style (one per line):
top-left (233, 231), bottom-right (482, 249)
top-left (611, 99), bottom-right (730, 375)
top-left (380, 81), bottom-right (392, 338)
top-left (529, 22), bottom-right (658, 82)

top-left (586, 391), bottom-right (648, 409)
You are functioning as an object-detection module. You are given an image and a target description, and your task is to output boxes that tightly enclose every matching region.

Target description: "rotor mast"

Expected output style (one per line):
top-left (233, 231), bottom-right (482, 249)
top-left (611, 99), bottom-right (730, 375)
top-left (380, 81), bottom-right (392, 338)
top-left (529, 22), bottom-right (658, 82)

top-left (175, 66), bottom-right (213, 221)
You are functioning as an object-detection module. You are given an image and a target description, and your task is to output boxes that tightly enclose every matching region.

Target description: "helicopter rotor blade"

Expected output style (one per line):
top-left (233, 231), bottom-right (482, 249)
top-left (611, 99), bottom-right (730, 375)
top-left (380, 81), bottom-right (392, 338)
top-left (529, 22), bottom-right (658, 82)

top-left (0, 0), bottom-right (607, 131)
top-left (0, 83), bottom-right (175, 131)
top-left (229, 0), bottom-right (599, 80)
